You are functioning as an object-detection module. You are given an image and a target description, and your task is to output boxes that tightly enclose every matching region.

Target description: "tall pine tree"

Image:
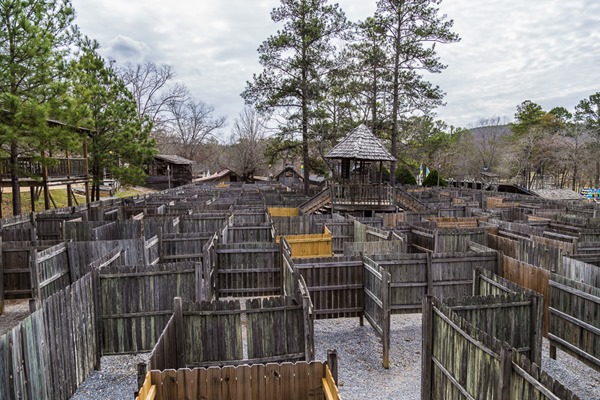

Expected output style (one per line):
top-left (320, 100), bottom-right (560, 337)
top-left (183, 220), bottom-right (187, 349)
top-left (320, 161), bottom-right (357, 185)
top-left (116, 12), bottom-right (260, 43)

top-left (242, 0), bottom-right (350, 194)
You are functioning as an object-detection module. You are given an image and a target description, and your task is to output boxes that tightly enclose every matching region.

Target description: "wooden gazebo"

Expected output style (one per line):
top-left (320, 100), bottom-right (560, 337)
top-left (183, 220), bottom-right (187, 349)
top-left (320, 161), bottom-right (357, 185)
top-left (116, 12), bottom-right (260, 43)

top-left (325, 124), bottom-right (396, 212)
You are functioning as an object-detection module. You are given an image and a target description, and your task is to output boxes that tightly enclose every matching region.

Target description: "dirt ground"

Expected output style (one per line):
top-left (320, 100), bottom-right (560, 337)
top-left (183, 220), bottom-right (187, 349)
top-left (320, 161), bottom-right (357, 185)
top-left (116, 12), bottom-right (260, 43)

top-left (0, 299), bottom-right (32, 336)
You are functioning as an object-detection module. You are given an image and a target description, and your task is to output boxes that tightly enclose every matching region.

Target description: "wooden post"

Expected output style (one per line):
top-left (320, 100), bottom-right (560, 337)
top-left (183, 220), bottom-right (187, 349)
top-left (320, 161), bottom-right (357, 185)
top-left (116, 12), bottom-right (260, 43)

top-left (137, 363), bottom-right (147, 392)
top-left (530, 294), bottom-right (543, 365)
top-left (382, 268), bottom-right (391, 369)
top-left (30, 249), bottom-right (40, 310)
top-left (302, 293), bottom-right (314, 361)
top-left (426, 252), bottom-right (433, 296)
top-left (66, 151), bottom-right (72, 207)
top-left (421, 295), bottom-right (434, 400)
top-left (174, 297), bottom-right (184, 369)
top-left (30, 212), bottom-right (37, 244)
top-left (0, 235), bottom-right (4, 315)
top-left (472, 268), bottom-right (480, 296)
top-left (158, 227), bottom-right (163, 263)
top-left (327, 350), bottom-right (338, 384)
top-left (498, 345), bottom-right (513, 400)
top-left (93, 268), bottom-right (102, 370)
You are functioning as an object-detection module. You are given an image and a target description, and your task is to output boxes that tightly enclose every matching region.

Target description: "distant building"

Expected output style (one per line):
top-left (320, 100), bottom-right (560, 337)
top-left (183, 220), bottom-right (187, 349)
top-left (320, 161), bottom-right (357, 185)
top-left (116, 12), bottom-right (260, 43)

top-left (274, 165), bottom-right (325, 189)
top-left (195, 169), bottom-right (242, 185)
top-left (145, 154), bottom-right (194, 190)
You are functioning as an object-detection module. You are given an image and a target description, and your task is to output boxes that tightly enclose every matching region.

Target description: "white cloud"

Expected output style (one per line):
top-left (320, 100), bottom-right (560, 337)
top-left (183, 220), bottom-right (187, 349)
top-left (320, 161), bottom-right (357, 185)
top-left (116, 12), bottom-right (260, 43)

top-left (71, 0), bottom-right (600, 130)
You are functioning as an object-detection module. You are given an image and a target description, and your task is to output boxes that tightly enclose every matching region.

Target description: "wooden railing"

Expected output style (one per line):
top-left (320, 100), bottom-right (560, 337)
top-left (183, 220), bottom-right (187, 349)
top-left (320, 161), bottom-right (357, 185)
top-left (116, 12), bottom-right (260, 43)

top-left (330, 183), bottom-right (393, 206)
top-left (0, 157), bottom-right (87, 179)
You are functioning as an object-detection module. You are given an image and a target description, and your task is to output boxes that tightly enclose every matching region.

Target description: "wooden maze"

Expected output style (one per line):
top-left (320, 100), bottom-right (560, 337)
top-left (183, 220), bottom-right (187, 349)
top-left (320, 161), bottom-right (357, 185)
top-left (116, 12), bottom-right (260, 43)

top-left (0, 182), bottom-right (599, 399)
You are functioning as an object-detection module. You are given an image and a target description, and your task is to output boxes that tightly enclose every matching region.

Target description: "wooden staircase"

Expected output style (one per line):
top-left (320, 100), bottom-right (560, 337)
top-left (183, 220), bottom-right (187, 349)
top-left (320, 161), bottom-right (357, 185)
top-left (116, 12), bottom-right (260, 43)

top-left (299, 188), bottom-right (332, 215)
top-left (395, 187), bottom-right (431, 212)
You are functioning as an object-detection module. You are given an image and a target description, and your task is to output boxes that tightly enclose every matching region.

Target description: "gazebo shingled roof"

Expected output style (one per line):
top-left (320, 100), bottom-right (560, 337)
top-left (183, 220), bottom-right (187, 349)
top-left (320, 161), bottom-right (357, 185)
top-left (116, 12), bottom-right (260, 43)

top-left (325, 124), bottom-right (395, 162)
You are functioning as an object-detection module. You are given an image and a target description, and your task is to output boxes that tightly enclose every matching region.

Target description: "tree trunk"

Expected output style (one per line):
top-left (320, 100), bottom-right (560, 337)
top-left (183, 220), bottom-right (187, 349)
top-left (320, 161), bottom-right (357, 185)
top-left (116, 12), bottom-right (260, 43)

top-left (10, 141), bottom-right (21, 216)
top-left (390, 16), bottom-right (402, 187)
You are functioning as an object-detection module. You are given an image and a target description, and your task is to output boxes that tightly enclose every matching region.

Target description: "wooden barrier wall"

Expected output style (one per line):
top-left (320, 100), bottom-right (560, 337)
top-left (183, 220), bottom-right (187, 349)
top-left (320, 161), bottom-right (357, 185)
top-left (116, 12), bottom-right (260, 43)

top-left (293, 256), bottom-right (363, 319)
top-left (137, 361), bottom-right (337, 400)
top-left (367, 252), bottom-right (498, 314)
top-left (502, 255), bottom-right (551, 336)
top-left (226, 225), bottom-right (273, 243)
top-left (0, 270), bottom-right (99, 400)
top-left (549, 274), bottom-right (600, 372)
top-left (363, 256), bottom-right (391, 369)
top-left (160, 232), bottom-right (212, 264)
top-left (445, 293), bottom-right (543, 365)
top-left (32, 242), bottom-right (71, 303)
top-left (99, 263), bottom-right (197, 355)
top-left (180, 214), bottom-right (229, 234)
top-left (280, 226), bottom-right (333, 258)
top-left (215, 243), bottom-right (282, 298)
top-left (560, 256), bottom-right (600, 287)
top-left (422, 296), bottom-right (581, 400)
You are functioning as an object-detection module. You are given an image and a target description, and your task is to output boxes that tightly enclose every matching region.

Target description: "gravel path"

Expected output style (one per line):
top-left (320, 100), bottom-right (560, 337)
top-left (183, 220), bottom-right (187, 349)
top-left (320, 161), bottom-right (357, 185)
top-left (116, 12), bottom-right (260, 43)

top-left (71, 314), bottom-right (600, 399)
top-left (0, 299), bottom-right (31, 336)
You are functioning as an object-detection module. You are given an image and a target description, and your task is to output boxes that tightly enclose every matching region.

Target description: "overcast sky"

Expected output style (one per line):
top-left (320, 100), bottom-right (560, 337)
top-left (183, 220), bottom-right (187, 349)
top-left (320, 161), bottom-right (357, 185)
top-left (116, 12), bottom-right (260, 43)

top-left (71, 0), bottom-right (600, 131)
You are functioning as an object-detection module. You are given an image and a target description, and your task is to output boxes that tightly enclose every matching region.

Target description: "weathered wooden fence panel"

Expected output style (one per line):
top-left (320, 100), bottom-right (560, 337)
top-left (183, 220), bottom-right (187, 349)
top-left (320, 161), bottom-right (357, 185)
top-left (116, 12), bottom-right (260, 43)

top-left (215, 243), bottom-right (282, 297)
top-left (226, 225), bottom-right (273, 243)
top-left (561, 256), bottom-right (600, 288)
top-left (2, 241), bottom-right (60, 299)
top-left (63, 220), bottom-right (109, 241)
top-left (445, 293), bottom-right (543, 365)
top-left (436, 228), bottom-right (486, 253)
top-left (246, 297), bottom-right (306, 363)
top-left (99, 263), bottom-right (197, 355)
top-left (160, 232), bottom-right (212, 264)
top-left (33, 242), bottom-right (71, 303)
top-left (293, 256), bottom-right (363, 319)
top-left (343, 240), bottom-right (406, 256)
top-left (502, 255), bottom-right (551, 336)
top-left (362, 256), bottom-right (390, 369)
top-left (36, 212), bottom-right (84, 240)
top-left (318, 221), bottom-right (353, 254)
top-left (0, 270), bottom-right (99, 400)
top-left (147, 315), bottom-right (177, 372)
top-left (68, 239), bottom-right (145, 278)
top-left (549, 274), bottom-right (600, 372)
top-left (180, 214), bottom-right (229, 234)
top-left (422, 296), bottom-right (580, 400)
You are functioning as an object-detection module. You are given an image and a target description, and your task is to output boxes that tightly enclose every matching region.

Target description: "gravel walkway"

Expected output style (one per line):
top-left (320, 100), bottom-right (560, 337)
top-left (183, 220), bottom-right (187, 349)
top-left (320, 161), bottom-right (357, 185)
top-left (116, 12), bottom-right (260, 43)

top-left (0, 299), bottom-right (31, 336)
top-left (71, 314), bottom-right (600, 399)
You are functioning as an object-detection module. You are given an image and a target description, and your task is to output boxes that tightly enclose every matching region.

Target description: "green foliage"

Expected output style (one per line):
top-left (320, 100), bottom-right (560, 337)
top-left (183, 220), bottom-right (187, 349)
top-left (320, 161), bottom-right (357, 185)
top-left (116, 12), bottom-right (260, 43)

top-left (395, 164), bottom-right (417, 185)
top-left (422, 169), bottom-right (446, 186)
top-left (69, 44), bottom-right (156, 199)
top-left (242, 0), bottom-right (351, 192)
top-left (511, 100), bottom-right (546, 136)
top-left (0, 0), bottom-right (80, 214)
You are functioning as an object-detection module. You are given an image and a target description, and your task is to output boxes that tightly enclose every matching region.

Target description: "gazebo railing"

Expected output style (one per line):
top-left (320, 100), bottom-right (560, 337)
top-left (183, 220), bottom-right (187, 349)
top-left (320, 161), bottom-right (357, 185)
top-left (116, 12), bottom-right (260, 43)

top-left (330, 182), bottom-right (393, 206)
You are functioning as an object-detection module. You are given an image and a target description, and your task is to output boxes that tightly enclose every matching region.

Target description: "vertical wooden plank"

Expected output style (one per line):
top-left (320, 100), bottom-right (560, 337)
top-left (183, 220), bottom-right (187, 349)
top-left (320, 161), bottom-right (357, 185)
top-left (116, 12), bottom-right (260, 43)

top-left (498, 345), bottom-right (513, 400)
top-left (279, 362), bottom-right (295, 400)
top-left (207, 366), bottom-right (222, 400)
top-left (236, 364), bottom-right (252, 400)
top-left (421, 295), bottom-right (433, 400)
top-left (174, 297), bottom-right (184, 369)
top-left (221, 365), bottom-right (237, 400)
top-left (382, 268), bottom-right (390, 369)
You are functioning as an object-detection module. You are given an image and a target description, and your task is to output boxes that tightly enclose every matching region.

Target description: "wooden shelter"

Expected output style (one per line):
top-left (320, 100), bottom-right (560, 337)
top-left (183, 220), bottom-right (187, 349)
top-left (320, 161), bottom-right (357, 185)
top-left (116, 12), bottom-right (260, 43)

top-left (325, 124), bottom-right (396, 213)
top-left (145, 154), bottom-right (194, 190)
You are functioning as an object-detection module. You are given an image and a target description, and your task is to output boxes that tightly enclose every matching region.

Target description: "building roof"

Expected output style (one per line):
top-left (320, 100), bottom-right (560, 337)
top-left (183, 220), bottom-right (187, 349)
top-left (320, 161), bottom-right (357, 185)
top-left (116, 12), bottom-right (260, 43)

top-left (325, 124), bottom-right (395, 161)
top-left (154, 154), bottom-right (195, 165)
top-left (195, 169), bottom-right (236, 182)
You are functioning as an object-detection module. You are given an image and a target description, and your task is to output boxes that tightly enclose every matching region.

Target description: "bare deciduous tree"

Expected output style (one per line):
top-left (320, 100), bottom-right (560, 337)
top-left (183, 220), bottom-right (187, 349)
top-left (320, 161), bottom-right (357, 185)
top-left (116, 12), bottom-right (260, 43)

top-left (226, 108), bottom-right (268, 181)
top-left (117, 61), bottom-right (188, 130)
top-left (164, 98), bottom-right (226, 162)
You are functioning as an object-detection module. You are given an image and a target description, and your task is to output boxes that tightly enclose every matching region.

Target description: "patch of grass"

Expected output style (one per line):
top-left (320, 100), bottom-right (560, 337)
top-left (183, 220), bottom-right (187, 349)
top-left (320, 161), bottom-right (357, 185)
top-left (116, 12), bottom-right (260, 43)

top-left (1, 186), bottom-right (155, 217)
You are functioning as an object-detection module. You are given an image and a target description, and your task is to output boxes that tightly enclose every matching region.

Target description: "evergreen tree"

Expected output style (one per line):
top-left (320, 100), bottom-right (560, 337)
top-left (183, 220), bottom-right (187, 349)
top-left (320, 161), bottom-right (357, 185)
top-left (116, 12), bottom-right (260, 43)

top-left (242, 0), bottom-right (350, 194)
top-left (371, 0), bottom-right (459, 184)
top-left (0, 0), bottom-right (79, 215)
top-left (70, 43), bottom-right (156, 201)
